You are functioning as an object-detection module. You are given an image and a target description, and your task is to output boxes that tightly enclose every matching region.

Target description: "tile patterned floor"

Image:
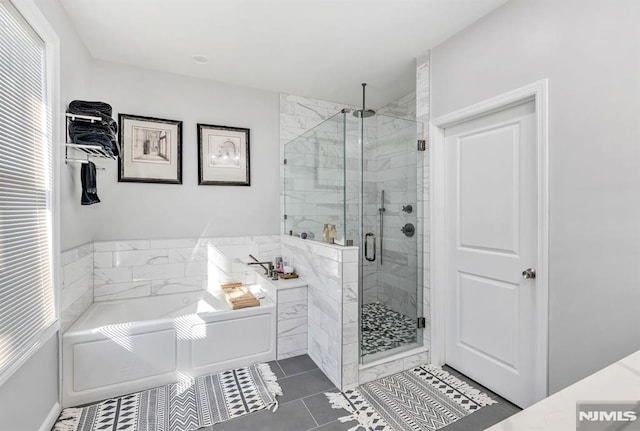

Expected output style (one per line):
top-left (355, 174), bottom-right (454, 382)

top-left (200, 354), bottom-right (521, 431)
top-left (361, 302), bottom-right (417, 357)
top-left (439, 365), bottom-right (522, 431)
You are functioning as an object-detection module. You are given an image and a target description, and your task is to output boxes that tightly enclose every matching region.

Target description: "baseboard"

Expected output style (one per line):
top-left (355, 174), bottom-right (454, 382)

top-left (39, 402), bottom-right (61, 431)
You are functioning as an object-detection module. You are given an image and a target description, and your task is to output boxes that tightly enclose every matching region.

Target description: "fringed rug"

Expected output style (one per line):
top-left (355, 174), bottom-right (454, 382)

top-left (54, 363), bottom-right (282, 431)
top-left (325, 365), bottom-right (496, 431)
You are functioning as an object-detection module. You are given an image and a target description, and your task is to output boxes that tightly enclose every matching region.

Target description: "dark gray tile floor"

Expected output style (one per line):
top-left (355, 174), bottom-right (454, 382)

top-left (439, 365), bottom-right (521, 431)
top-left (206, 355), bottom-right (351, 431)
top-left (202, 355), bottom-right (521, 431)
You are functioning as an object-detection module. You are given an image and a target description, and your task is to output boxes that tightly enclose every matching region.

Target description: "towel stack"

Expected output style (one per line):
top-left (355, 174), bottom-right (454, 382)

top-left (67, 100), bottom-right (119, 206)
top-left (220, 283), bottom-right (260, 310)
top-left (67, 100), bottom-right (120, 157)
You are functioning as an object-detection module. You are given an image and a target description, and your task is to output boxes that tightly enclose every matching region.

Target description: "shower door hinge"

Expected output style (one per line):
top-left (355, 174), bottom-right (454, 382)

top-left (283, 158), bottom-right (287, 165)
top-left (417, 317), bottom-right (426, 329)
top-left (417, 140), bottom-right (427, 151)
top-left (284, 214), bottom-right (288, 220)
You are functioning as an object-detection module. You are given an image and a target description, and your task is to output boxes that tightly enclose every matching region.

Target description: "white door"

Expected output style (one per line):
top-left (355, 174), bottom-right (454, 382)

top-left (444, 100), bottom-right (537, 408)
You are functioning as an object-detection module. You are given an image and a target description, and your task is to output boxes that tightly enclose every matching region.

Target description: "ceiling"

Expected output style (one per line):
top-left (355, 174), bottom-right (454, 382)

top-left (60, 0), bottom-right (508, 108)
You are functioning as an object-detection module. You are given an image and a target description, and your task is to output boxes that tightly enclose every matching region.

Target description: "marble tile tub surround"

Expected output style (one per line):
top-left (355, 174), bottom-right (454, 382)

top-left (274, 283), bottom-right (309, 360)
top-left (93, 235), bottom-right (280, 302)
top-left (59, 235), bottom-right (281, 330)
top-left (206, 235), bottom-right (281, 289)
top-left (60, 243), bottom-right (94, 333)
top-left (205, 237), bottom-right (309, 361)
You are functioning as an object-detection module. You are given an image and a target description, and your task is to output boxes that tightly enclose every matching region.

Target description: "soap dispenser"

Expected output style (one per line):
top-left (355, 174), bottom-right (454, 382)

top-left (329, 224), bottom-right (337, 244)
top-left (322, 224), bottom-right (330, 243)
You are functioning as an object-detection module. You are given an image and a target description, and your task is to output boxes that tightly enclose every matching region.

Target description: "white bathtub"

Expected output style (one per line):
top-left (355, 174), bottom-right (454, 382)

top-left (62, 289), bottom-right (276, 407)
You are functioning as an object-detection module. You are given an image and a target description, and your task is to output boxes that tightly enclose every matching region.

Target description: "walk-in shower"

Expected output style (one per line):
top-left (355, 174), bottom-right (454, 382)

top-left (283, 89), bottom-right (424, 364)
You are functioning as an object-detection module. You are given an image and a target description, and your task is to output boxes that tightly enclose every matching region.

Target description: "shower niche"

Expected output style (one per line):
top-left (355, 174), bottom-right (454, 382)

top-left (283, 93), bottom-right (425, 366)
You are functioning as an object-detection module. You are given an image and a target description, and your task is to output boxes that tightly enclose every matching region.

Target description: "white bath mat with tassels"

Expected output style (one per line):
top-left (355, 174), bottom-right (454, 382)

top-left (54, 363), bottom-right (282, 431)
top-left (325, 365), bottom-right (496, 431)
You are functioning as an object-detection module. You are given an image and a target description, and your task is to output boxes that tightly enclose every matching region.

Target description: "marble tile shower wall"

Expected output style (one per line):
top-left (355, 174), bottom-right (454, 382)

top-left (280, 234), bottom-right (357, 389)
top-left (357, 54), bottom-right (431, 385)
top-left (377, 92), bottom-right (417, 120)
top-left (280, 93), bottom-right (355, 239)
top-left (341, 247), bottom-right (360, 390)
top-left (283, 123), bottom-right (345, 242)
top-left (280, 93), bottom-right (378, 246)
top-left (373, 99), bottom-right (420, 320)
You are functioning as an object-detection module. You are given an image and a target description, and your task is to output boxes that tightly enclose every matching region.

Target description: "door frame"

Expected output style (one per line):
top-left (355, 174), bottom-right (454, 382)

top-left (429, 79), bottom-right (550, 402)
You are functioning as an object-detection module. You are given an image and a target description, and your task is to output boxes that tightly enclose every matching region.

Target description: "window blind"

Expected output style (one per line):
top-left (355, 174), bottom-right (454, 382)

top-left (0, 1), bottom-right (55, 376)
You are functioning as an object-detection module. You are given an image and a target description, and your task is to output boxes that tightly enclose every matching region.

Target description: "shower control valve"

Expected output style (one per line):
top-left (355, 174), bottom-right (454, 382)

top-left (400, 223), bottom-right (415, 237)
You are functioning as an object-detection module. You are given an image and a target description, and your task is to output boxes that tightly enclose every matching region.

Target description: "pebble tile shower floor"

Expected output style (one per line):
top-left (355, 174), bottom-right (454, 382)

top-left (361, 302), bottom-right (417, 357)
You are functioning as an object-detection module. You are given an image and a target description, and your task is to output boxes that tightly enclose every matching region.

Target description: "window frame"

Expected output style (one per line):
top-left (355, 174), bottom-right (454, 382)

top-left (0, 0), bottom-right (61, 388)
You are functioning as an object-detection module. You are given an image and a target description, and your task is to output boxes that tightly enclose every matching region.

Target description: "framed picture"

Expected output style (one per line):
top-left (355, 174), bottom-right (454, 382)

top-left (197, 123), bottom-right (250, 186)
top-left (118, 114), bottom-right (182, 184)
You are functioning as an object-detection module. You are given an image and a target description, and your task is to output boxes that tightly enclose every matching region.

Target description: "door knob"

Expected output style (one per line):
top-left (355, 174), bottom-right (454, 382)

top-left (522, 268), bottom-right (536, 279)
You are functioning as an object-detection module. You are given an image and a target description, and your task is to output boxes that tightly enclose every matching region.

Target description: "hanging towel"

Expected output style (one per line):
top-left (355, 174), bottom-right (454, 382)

top-left (81, 161), bottom-right (100, 205)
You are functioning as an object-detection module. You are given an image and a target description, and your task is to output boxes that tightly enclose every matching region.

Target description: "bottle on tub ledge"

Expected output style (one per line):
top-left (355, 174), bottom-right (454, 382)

top-left (322, 224), bottom-right (330, 243)
top-left (329, 224), bottom-right (337, 244)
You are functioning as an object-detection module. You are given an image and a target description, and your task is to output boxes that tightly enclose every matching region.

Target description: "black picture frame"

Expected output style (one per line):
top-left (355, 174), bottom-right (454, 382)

top-left (197, 123), bottom-right (250, 186)
top-left (118, 114), bottom-right (182, 184)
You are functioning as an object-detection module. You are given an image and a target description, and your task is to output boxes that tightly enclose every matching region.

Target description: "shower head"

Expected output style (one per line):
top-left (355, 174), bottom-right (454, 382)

top-left (353, 83), bottom-right (376, 118)
top-left (353, 109), bottom-right (376, 118)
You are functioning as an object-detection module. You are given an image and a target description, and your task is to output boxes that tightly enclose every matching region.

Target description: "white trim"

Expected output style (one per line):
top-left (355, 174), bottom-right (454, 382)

top-left (0, 320), bottom-right (60, 387)
top-left (39, 402), bottom-right (62, 431)
top-left (430, 79), bottom-right (550, 403)
top-left (429, 120), bottom-right (447, 367)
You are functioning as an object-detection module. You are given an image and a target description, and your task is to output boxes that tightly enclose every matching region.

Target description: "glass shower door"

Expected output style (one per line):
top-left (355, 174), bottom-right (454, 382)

top-left (359, 114), bottom-right (424, 364)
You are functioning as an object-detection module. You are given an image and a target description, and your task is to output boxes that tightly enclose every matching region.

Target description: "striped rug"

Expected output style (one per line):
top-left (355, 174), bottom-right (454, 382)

top-left (53, 363), bottom-right (282, 431)
top-left (325, 365), bottom-right (496, 431)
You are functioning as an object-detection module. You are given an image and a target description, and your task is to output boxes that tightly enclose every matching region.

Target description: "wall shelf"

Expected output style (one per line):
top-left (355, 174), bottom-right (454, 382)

top-left (65, 143), bottom-right (115, 165)
top-left (65, 112), bottom-right (101, 123)
top-left (64, 113), bottom-right (116, 165)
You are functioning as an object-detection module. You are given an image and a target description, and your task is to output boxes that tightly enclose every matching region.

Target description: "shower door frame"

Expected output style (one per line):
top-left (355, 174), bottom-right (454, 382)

top-left (430, 79), bottom-right (550, 404)
top-left (356, 114), bottom-right (425, 365)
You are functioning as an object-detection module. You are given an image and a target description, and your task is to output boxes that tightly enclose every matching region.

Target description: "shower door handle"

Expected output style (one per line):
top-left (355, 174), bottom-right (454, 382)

top-left (364, 232), bottom-right (376, 262)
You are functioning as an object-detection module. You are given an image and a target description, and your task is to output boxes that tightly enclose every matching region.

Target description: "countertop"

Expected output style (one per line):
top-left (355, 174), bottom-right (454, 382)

top-left (487, 350), bottom-right (640, 430)
top-left (256, 272), bottom-right (308, 290)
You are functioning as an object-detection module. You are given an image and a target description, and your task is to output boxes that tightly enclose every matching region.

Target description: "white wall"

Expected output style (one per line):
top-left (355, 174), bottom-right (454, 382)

top-left (36, 0), bottom-right (95, 250)
top-left (0, 335), bottom-right (59, 431)
top-left (43, 0), bottom-right (281, 249)
top-left (86, 61), bottom-right (281, 242)
top-left (430, 0), bottom-right (640, 393)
